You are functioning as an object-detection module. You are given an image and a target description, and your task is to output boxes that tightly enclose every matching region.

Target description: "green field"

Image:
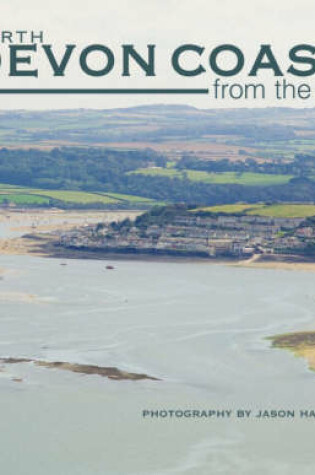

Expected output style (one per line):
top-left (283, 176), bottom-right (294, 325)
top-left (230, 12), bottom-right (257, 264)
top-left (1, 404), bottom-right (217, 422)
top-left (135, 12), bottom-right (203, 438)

top-left (0, 193), bottom-right (50, 205)
top-left (193, 204), bottom-right (264, 214)
top-left (131, 168), bottom-right (293, 186)
top-left (100, 192), bottom-right (154, 203)
top-left (24, 190), bottom-right (119, 204)
top-left (247, 204), bottom-right (315, 218)
top-left (0, 185), bottom-right (155, 207)
top-left (194, 203), bottom-right (315, 218)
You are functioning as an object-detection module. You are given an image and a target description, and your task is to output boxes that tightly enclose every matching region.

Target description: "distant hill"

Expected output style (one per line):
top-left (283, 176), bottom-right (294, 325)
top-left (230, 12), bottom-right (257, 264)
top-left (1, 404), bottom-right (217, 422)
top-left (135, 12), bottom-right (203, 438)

top-left (0, 106), bottom-right (315, 208)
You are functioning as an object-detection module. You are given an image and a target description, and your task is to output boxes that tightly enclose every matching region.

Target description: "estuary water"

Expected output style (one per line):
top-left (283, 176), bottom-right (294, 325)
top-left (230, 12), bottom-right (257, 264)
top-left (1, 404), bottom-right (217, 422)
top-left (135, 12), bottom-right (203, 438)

top-left (1, 217), bottom-right (315, 474)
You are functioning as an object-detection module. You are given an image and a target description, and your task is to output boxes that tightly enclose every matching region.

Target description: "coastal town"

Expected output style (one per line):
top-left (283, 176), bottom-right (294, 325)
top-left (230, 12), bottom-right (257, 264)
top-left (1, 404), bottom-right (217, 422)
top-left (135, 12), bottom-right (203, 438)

top-left (55, 205), bottom-right (315, 260)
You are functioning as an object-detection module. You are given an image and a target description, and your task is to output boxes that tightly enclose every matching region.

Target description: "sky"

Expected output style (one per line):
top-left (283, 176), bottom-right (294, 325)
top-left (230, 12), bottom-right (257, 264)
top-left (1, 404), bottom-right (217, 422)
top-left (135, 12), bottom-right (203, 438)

top-left (1, 0), bottom-right (315, 109)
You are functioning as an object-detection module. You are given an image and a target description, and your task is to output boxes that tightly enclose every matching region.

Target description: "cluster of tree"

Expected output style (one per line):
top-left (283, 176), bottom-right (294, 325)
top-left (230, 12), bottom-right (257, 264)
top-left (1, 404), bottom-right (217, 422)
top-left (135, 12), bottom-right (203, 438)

top-left (112, 174), bottom-right (315, 205)
top-left (176, 153), bottom-right (315, 178)
top-left (134, 204), bottom-right (190, 228)
top-left (0, 147), bottom-right (166, 189)
top-left (2, 146), bottom-right (315, 208)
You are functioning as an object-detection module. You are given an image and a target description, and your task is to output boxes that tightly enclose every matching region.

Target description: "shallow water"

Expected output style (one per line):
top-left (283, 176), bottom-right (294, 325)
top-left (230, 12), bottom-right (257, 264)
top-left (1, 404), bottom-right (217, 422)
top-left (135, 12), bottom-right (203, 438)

top-left (1, 221), bottom-right (315, 473)
top-left (0, 256), bottom-right (315, 475)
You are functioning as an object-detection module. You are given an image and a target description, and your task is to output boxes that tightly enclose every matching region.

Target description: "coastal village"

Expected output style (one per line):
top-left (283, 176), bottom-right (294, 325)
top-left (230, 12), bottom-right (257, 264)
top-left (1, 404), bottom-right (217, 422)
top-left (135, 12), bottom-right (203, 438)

top-left (56, 206), bottom-right (315, 260)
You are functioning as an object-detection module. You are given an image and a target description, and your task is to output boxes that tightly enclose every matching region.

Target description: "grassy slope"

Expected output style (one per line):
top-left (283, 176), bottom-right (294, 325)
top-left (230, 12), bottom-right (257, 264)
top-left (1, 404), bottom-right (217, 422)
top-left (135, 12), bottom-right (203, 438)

top-left (195, 203), bottom-right (315, 218)
top-left (0, 193), bottom-right (50, 205)
top-left (0, 185), bottom-right (154, 206)
top-left (131, 168), bottom-right (293, 186)
top-left (247, 204), bottom-right (315, 218)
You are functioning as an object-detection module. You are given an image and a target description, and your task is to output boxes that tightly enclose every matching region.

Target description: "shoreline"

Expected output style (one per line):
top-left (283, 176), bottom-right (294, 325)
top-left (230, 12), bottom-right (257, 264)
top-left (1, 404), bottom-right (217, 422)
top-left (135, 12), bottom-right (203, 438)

top-left (11, 232), bottom-right (315, 271)
top-left (3, 232), bottom-right (315, 272)
top-left (2, 208), bottom-right (315, 271)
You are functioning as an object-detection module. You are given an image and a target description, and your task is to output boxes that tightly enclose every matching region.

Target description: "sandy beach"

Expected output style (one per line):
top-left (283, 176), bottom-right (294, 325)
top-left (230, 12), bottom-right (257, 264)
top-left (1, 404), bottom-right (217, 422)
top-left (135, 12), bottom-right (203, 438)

top-left (232, 254), bottom-right (315, 272)
top-left (241, 261), bottom-right (315, 272)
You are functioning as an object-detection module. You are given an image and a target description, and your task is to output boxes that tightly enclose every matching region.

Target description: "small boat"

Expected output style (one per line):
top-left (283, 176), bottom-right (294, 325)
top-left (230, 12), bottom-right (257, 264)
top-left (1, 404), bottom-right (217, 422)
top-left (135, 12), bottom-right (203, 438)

top-left (106, 265), bottom-right (115, 270)
top-left (60, 262), bottom-right (68, 266)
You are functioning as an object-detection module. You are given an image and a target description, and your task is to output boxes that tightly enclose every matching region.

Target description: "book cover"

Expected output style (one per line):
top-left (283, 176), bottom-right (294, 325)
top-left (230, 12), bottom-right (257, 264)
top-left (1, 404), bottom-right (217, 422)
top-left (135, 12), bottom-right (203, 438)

top-left (1, 1), bottom-right (315, 474)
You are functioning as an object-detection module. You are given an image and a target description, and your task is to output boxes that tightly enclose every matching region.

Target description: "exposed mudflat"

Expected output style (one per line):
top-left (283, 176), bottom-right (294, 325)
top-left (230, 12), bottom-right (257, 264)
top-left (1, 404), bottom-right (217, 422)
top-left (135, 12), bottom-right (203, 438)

top-left (0, 357), bottom-right (160, 381)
